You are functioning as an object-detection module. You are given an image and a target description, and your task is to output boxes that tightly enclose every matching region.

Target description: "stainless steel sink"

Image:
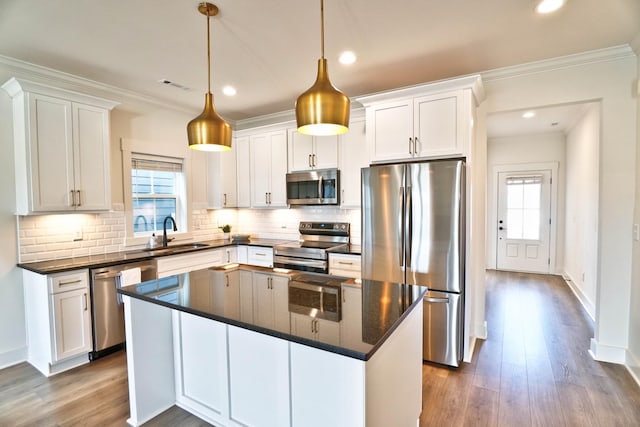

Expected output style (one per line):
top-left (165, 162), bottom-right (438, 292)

top-left (142, 242), bottom-right (210, 256)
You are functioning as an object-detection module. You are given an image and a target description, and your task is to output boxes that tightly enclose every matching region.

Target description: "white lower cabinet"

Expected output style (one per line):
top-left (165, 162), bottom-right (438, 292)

top-left (252, 271), bottom-right (289, 333)
top-left (23, 269), bottom-right (91, 376)
top-left (51, 287), bottom-right (91, 361)
top-left (290, 313), bottom-right (340, 346)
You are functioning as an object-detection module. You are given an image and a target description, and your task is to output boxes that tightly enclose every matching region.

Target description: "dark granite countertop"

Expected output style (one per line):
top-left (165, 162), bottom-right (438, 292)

top-left (18, 238), bottom-right (294, 275)
top-left (118, 267), bottom-right (426, 361)
top-left (328, 244), bottom-right (362, 255)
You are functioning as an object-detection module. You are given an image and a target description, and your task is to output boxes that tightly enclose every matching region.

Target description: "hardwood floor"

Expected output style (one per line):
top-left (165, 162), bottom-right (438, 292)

top-left (1, 270), bottom-right (639, 426)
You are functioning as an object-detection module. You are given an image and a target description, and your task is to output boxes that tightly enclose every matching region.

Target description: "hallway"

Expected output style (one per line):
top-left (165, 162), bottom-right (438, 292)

top-left (420, 270), bottom-right (640, 426)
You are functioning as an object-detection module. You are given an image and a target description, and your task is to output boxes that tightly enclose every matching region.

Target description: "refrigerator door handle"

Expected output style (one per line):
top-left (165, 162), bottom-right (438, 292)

top-left (406, 186), bottom-right (412, 268)
top-left (424, 296), bottom-right (450, 303)
top-left (399, 186), bottom-right (405, 267)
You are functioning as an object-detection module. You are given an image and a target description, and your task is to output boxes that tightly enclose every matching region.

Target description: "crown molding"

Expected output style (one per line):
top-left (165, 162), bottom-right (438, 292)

top-left (481, 45), bottom-right (636, 82)
top-left (0, 54), bottom-right (207, 118)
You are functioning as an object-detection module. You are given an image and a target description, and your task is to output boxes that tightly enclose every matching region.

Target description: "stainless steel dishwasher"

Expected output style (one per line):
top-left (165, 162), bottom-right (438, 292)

top-left (89, 261), bottom-right (156, 360)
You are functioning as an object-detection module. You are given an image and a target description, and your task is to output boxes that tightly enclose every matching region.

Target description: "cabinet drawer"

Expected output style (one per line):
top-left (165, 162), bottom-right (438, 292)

top-left (329, 254), bottom-right (361, 279)
top-left (48, 270), bottom-right (89, 294)
top-left (247, 247), bottom-right (274, 268)
top-left (329, 255), bottom-right (361, 271)
top-left (156, 249), bottom-right (225, 278)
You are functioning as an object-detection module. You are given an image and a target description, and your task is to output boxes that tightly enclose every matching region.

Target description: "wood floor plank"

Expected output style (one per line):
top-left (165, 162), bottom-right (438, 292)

top-left (2, 270), bottom-right (640, 426)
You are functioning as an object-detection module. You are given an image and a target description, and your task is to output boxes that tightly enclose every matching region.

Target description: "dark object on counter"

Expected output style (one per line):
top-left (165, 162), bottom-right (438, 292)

top-left (231, 234), bottom-right (251, 242)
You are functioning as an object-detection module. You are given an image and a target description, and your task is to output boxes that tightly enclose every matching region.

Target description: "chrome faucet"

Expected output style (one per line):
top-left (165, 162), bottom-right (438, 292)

top-left (162, 216), bottom-right (177, 247)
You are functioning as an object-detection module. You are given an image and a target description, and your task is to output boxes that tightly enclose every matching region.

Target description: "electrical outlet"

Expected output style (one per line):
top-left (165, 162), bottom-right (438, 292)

top-left (634, 224), bottom-right (640, 242)
top-left (73, 230), bottom-right (83, 241)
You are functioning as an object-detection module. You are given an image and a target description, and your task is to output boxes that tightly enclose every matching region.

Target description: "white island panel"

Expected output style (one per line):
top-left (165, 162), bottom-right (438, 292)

top-left (290, 343), bottom-right (365, 427)
top-left (123, 296), bottom-right (176, 427)
top-left (174, 311), bottom-right (228, 423)
top-left (227, 326), bottom-right (291, 427)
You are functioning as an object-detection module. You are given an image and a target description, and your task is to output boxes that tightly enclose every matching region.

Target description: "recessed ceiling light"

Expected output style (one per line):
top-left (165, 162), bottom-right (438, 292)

top-left (522, 111), bottom-right (535, 119)
top-left (339, 51), bottom-right (357, 65)
top-left (535, 0), bottom-right (565, 14)
top-left (222, 85), bottom-right (237, 96)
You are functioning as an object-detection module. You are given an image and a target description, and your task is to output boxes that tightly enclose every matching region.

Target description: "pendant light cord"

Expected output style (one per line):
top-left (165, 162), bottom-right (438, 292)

top-left (207, 10), bottom-right (211, 93)
top-left (320, 0), bottom-right (325, 59)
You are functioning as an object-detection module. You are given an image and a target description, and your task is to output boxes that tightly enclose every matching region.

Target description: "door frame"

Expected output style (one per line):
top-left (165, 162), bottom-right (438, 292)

top-left (487, 162), bottom-right (559, 273)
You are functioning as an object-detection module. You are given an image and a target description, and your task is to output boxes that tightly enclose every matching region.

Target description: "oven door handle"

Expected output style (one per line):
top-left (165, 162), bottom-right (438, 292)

top-left (290, 281), bottom-right (325, 293)
top-left (274, 256), bottom-right (327, 268)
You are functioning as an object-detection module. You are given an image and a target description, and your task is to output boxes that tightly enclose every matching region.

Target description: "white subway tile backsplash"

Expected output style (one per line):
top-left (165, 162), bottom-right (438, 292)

top-left (17, 205), bottom-right (362, 263)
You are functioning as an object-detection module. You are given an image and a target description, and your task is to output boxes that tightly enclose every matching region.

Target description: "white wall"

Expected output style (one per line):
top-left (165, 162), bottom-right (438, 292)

top-left (563, 104), bottom-right (600, 319)
top-left (627, 54), bottom-right (640, 383)
top-left (0, 73), bottom-right (26, 368)
top-left (486, 132), bottom-right (566, 272)
top-left (483, 49), bottom-right (637, 364)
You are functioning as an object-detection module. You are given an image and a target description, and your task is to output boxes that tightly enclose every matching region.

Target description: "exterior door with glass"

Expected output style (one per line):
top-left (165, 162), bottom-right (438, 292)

top-left (496, 169), bottom-right (552, 273)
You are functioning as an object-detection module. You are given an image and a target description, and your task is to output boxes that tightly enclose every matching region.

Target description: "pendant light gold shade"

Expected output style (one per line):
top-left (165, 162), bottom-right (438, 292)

top-left (296, 58), bottom-right (350, 136)
top-left (187, 2), bottom-right (232, 151)
top-left (188, 92), bottom-right (232, 151)
top-left (295, 0), bottom-right (350, 136)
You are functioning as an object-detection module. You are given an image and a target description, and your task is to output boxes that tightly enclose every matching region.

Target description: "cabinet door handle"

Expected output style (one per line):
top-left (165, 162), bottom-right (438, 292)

top-left (408, 137), bottom-right (413, 155)
top-left (269, 192), bottom-right (272, 204)
top-left (338, 261), bottom-right (353, 265)
top-left (227, 250), bottom-right (230, 263)
top-left (76, 190), bottom-right (81, 207)
top-left (83, 293), bottom-right (88, 311)
top-left (312, 154), bottom-right (316, 167)
top-left (70, 190), bottom-right (76, 207)
top-left (413, 137), bottom-right (418, 156)
top-left (225, 275), bottom-right (229, 287)
top-left (265, 193), bottom-right (268, 204)
top-left (223, 193), bottom-right (227, 206)
top-left (342, 289), bottom-right (346, 303)
top-left (59, 279), bottom-right (83, 287)
top-left (309, 154), bottom-right (312, 167)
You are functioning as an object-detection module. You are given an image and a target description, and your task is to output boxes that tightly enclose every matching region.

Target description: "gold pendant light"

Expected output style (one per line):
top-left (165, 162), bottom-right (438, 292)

top-left (187, 2), bottom-right (232, 151)
top-left (295, 0), bottom-right (350, 136)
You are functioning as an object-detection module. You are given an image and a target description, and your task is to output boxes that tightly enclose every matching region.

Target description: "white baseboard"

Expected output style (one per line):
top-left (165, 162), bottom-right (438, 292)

top-left (589, 338), bottom-right (627, 364)
top-left (562, 272), bottom-right (595, 321)
top-left (0, 346), bottom-right (27, 370)
top-left (625, 349), bottom-right (640, 388)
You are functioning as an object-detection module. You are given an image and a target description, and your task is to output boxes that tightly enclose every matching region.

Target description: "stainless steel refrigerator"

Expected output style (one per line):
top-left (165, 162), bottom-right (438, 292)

top-left (361, 159), bottom-right (465, 367)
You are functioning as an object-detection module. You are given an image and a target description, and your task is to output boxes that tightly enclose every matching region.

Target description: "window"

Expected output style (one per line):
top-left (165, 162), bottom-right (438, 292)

top-left (131, 154), bottom-right (185, 236)
top-left (506, 175), bottom-right (542, 240)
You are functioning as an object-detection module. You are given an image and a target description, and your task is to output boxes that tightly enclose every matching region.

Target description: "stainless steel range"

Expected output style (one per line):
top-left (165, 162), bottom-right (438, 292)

top-left (274, 222), bottom-right (350, 273)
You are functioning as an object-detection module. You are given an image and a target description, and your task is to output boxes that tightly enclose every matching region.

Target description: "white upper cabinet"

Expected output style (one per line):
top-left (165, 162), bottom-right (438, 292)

top-left (287, 129), bottom-right (338, 171)
top-left (357, 75), bottom-right (484, 163)
top-left (338, 117), bottom-right (368, 208)
top-left (235, 136), bottom-right (252, 208)
top-left (2, 78), bottom-right (118, 214)
top-left (207, 145), bottom-right (237, 209)
top-left (249, 128), bottom-right (287, 207)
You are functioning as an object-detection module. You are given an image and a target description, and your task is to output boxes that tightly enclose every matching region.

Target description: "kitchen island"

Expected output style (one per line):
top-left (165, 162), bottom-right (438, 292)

top-left (118, 266), bottom-right (425, 427)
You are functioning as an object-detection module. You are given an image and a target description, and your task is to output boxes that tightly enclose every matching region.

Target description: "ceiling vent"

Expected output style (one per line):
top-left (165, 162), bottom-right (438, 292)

top-left (158, 79), bottom-right (191, 91)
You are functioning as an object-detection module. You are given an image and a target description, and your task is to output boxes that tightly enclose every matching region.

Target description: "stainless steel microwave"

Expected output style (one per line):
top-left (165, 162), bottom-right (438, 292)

top-left (286, 169), bottom-right (340, 206)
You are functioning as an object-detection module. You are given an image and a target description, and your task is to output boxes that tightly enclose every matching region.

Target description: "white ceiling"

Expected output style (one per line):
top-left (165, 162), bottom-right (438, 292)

top-left (0, 0), bottom-right (638, 124)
